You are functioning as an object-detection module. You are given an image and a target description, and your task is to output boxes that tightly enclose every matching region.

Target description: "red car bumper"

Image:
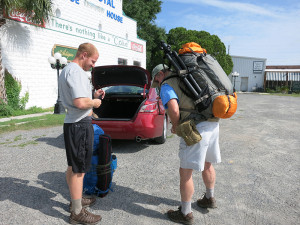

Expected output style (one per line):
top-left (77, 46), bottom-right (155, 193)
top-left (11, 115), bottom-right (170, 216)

top-left (92, 113), bottom-right (165, 140)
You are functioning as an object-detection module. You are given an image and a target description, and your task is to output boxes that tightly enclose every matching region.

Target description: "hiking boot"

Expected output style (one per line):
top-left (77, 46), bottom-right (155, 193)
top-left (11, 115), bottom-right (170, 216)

top-left (69, 197), bottom-right (96, 212)
top-left (167, 207), bottom-right (194, 225)
top-left (197, 194), bottom-right (217, 208)
top-left (70, 208), bottom-right (101, 225)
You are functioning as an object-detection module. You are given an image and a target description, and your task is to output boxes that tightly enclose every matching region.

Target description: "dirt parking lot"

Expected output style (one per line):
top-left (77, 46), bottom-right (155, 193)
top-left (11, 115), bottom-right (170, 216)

top-left (0, 93), bottom-right (299, 225)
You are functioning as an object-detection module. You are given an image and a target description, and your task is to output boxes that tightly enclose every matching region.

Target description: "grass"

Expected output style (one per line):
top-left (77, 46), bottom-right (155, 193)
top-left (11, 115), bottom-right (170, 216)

top-left (268, 93), bottom-right (300, 97)
top-left (0, 107), bottom-right (53, 118)
top-left (0, 114), bottom-right (65, 134)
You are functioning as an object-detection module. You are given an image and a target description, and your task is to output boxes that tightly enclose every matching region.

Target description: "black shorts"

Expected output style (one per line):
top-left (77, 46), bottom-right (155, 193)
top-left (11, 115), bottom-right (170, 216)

top-left (63, 117), bottom-right (94, 173)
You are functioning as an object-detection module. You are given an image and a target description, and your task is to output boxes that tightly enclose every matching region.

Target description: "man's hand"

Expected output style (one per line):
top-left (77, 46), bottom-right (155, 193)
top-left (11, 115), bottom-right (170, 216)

top-left (93, 99), bottom-right (102, 108)
top-left (94, 89), bottom-right (105, 99)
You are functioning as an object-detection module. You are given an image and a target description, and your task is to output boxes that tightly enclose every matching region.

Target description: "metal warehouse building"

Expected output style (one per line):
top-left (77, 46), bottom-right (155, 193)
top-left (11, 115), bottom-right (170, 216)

top-left (229, 55), bottom-right (267, 92)
top-left (1, 0), bottom-right (146, 109)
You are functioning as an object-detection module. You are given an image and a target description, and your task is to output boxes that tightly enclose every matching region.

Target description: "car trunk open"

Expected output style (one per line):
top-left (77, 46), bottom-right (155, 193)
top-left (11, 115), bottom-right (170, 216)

top-left (92, 65), bottom-right (151, 121)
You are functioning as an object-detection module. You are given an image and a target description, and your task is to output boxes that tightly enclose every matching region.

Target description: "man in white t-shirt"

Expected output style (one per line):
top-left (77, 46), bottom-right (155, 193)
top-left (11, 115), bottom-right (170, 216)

top-left (59, 43), bottom-right (104, 225)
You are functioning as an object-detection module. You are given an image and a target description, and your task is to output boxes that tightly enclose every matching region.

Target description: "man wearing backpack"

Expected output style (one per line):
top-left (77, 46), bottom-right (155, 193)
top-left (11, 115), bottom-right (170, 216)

top-left (152, 64), bottom-right (221, 225)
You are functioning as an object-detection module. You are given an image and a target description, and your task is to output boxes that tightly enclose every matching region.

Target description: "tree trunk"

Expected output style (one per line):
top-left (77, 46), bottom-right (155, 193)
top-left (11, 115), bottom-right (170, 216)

top-left (0, 10), bottom-right (7, 103)
top-left (0, 48), bottom-right (7, 103)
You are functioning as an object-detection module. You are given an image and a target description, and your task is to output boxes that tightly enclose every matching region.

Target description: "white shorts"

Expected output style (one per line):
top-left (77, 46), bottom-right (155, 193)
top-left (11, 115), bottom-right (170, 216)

top-left (178, 121), bottom-right (221, 171)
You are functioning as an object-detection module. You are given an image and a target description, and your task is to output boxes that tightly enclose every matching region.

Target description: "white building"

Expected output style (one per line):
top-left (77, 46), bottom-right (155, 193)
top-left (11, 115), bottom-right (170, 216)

top-left (0, 0), bottom-right (146, 108)
top-left (230, 56), bottom-right (267, 92)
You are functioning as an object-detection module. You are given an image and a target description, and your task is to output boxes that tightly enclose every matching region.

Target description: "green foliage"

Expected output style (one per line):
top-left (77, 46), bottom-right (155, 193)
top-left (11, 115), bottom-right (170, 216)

top-left (4, 70), bottom-right (21, 110)
top-left (123, 0), bottom-right (166, 71)
top-left (0, 98), bottom-right (14, 116)
top-left (0, 114), bottom-right (65, 134)
top-left (20, 91), bottom-right (29, 110)
top-left (2, 70), bottom-right (30, 115)
top-left (1, 0), bottom-right (53, 25)
top-left (167, 27), bottom-right (233, 74)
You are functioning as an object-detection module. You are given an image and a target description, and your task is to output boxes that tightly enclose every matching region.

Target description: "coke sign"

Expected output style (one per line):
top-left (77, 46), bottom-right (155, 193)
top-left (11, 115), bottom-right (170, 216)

top-left (5, 10), bottom-right (45, 28)
top-left (131, 42), bottom-right (143, 53)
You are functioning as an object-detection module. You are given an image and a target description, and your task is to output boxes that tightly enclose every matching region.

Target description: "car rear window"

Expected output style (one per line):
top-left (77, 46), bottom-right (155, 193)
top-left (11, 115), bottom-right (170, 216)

top-left (103, 85), bottom-right (148, 95)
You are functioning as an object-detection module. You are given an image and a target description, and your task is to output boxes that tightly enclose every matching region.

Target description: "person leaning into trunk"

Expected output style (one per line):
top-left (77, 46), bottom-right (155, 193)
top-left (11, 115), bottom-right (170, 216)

top-left (151, 64), bottom-right (221, 225)
top-left (59, 43), bottom-right (105, 225)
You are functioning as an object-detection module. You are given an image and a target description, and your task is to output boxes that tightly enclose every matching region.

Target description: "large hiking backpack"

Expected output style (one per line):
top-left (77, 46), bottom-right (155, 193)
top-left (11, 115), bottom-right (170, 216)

top-left (83, 124), bottom-right (117, 197)
top-left (161, 41), bottom-right (237, 119)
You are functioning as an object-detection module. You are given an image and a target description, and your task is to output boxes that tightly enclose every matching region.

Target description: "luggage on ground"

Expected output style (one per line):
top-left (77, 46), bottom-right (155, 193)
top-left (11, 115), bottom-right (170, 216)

top-left (83, 124), bottom-right (117, 197)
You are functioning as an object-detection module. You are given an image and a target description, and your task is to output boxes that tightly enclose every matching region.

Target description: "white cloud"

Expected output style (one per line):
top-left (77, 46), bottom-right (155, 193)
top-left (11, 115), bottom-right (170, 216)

top-left (166, 0), bottom-right (280, 17)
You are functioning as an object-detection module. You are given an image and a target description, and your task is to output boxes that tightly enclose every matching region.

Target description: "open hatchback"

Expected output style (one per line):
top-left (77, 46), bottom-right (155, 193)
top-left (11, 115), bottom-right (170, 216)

top-left (92, 65), bottom-right (167, 144)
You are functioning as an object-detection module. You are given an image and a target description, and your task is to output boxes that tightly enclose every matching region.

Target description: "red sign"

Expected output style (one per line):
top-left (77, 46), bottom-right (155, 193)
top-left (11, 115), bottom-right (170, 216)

top-left (4, 10), bottom-right (45, 28)
top-left (131, 42), bottom-right (143, 53)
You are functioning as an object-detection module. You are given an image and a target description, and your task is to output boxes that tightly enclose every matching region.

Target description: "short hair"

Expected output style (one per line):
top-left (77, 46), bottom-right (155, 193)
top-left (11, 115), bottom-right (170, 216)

top-left (76, 43), bottom-right (99, 57)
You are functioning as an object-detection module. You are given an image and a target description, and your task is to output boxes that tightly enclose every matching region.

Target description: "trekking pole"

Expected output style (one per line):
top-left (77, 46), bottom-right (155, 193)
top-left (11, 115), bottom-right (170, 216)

top-left (160, 41), bottom-right (203, 97)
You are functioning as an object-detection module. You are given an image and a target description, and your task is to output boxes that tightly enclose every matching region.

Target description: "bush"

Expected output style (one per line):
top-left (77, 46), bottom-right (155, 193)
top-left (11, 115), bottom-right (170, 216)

top-left (20, 91), bottom-right (29, 110)
top-left (5, 70), bottom-right (22, 109)
top-left (4, 70), bottom-right (29, 110)
top-left (0, 99), bottom-right (14, 116)
top-left (279, 86), bottom-right (289, 94)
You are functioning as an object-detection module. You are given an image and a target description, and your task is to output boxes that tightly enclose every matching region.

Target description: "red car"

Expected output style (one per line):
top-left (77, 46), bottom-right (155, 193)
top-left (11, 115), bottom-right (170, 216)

top-left (91, 65), bottom-right (167, 144)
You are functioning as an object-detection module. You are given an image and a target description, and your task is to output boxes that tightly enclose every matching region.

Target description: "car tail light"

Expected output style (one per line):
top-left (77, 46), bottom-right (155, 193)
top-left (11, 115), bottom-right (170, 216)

top-left (139, 102), bottom-right (158, 113)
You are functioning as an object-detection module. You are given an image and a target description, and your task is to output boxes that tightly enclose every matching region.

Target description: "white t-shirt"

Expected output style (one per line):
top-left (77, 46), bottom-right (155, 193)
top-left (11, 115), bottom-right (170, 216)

top-left (59, 62), bottom-right (92, 123)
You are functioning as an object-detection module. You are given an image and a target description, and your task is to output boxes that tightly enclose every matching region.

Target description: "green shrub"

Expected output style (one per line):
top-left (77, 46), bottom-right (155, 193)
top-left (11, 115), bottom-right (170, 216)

top-left (4, 70), bottom-right (29, 110)
top-left (20, 91), bottom-right (29, 110)
top-left (5, 70), bottom-right (22, 110)
top-left (0, 99), bottom-right (13, 116)
top-left (279, 86), bottom-right (289, 94)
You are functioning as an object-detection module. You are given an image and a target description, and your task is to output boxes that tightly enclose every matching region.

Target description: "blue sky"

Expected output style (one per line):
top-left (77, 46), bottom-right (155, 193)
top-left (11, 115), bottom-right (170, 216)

top-left (155, 0), bottom-right (300, 65)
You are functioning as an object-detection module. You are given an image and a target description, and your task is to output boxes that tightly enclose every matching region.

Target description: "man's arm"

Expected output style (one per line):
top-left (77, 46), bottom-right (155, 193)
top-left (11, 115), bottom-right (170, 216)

top-left (167, 99), bottom-right (180, 134)
top-left (73, 98), bottom-right (101, 109)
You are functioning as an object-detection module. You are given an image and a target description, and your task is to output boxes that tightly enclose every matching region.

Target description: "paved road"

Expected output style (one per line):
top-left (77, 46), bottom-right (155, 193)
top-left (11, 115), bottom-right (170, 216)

top-left (0, 93), bottom-right (299, 225)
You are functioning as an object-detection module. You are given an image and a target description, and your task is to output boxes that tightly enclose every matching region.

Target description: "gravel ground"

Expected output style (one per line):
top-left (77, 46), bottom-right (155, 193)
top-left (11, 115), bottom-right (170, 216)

top-left (0, 93), bottom-right (299, 225)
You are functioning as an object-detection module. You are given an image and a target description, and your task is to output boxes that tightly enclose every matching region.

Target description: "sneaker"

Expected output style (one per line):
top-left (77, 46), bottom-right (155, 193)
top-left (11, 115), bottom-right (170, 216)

top-left (197, 194), bottom-right (217, 208)
top-left (69, 197), bottom-right (96, 212)
top-left (70, 208), bottom-right (101, 225)
top-left (167, 207), bottom-right (194, 225)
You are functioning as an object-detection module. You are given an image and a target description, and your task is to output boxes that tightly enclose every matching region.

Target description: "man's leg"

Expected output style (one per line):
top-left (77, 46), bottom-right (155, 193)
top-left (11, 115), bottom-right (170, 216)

top-left (180, 168), bottom-right (194, 216)
top-left (197, 162), bottom-right (217, 208)
top-left (202, 162), bottom-right (215, 191)
top-left (66, 166), bottom-right (84, 199)
top-left (167, 168), bottom-right (194, 224)
top-left (180, 168), bottom-right (194, 202)
top-left (66, 166), bottom-right (85, 214)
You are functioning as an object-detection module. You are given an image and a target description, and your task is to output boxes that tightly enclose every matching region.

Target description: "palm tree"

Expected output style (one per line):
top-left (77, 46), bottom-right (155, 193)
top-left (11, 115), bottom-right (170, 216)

top-left (0, 0), bottom-right (52, 103)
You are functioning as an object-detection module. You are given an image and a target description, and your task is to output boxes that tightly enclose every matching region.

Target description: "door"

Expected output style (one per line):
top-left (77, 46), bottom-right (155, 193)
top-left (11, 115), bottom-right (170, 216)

top-left (241, 77), bottom-right (248, 92)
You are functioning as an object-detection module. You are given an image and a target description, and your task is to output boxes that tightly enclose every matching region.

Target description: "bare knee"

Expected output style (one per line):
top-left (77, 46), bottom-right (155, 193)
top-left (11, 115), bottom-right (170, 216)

top-left (204, 162), bottom-right (213, 171)
top-left (179, 168), bottom-right (193, 182)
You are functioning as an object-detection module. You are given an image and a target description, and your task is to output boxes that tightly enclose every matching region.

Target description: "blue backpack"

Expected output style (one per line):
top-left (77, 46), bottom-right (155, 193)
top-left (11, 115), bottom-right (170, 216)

top-left (83, 124), bottom-right (117, 197)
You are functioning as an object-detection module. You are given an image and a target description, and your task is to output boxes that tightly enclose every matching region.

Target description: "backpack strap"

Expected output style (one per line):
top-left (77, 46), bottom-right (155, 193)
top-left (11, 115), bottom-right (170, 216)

top-left (161, 74), bottom-right (179, 84)
top-left (179, 107), bottom-right (198, 113)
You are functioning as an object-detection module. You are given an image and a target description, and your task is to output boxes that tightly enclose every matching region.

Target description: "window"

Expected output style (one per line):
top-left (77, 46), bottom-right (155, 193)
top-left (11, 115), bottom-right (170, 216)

top-left (118, 58), bottom-right (127, 65)
top-left (133, 61), bottom-right (141, 67)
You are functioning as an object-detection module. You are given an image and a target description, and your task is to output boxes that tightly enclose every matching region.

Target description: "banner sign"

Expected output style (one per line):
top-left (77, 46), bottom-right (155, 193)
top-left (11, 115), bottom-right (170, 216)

top-left (52, 44), bottom-right (78, 61)
top-left (47, 17), bottom-right (143, 52)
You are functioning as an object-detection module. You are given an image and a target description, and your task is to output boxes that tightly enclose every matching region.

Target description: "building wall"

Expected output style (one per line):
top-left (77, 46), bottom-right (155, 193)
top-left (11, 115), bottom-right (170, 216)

top-left (0, 0), bottom-right (146, 108)
top-left (230, 56), bottom-right (266, 92)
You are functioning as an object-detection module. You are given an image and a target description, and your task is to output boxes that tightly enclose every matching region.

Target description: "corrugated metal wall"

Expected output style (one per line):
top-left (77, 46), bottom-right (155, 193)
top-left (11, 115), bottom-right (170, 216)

top-left (231, 56), bottom-right (266, 92)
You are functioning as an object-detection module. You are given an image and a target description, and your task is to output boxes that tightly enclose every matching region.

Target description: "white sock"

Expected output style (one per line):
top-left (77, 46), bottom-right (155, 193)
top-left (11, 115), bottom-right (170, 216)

top-left (181, 201), bottom-right (192, 216)
top-left (206, 187), bottom-right (214, 199)
top-left (71, 198), bottom-right (82, 215)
